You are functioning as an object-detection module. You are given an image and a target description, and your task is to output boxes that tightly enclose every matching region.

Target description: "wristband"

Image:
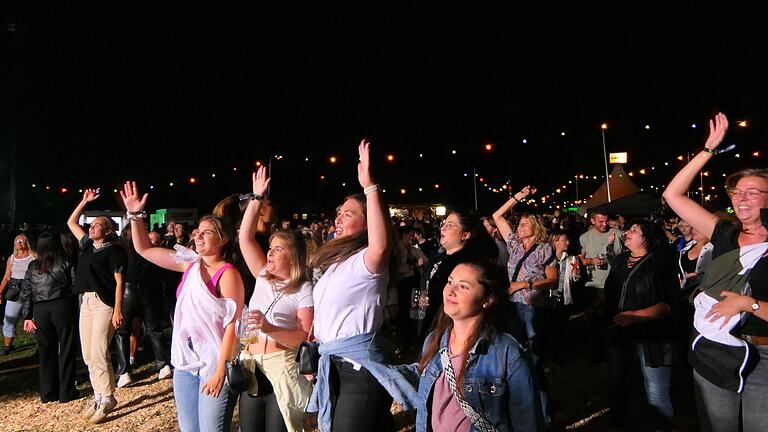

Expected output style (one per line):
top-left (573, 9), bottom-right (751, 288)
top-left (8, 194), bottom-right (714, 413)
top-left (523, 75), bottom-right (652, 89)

top-left (126, 211), bottom-right (147, 221)
top-left (702, 144), bottom-right (736, 155)
top-left (363, 184), bottom-right (379, 195)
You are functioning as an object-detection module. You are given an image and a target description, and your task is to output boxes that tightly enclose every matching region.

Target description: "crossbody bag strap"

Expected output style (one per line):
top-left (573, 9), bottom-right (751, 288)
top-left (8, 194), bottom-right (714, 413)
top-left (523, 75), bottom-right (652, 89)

top-left (511, 244), bottom-right (539, 282)
top-left (440, 349), bottom-right (498, 432)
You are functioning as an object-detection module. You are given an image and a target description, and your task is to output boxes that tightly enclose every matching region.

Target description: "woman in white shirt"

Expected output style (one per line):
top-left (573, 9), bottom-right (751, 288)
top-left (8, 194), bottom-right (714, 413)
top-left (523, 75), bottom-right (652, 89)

top-left (237, 166), bottom-right (314, 432)
top-left (307, 140), bottom-right (415, 432)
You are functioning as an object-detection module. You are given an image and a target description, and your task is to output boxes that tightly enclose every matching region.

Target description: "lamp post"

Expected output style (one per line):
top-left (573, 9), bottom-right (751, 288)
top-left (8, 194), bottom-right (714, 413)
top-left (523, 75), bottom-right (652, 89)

top-left (472, 165), bottom-right (478, 211)
top-left (601, 123), bottom-right (612, 202)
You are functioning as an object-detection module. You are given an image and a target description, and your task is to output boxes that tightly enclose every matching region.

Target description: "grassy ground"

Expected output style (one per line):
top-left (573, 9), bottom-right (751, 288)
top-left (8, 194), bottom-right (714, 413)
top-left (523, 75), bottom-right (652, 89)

top-left (0, 317), bottom-right (700, 431)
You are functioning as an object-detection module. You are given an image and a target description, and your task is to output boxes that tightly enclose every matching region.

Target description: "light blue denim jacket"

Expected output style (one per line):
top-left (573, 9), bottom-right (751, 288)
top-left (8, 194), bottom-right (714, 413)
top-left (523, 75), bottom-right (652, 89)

top-left (306, 332), bottom-right (420, 432)
top-left (416, 330), bottom-right (543, 432)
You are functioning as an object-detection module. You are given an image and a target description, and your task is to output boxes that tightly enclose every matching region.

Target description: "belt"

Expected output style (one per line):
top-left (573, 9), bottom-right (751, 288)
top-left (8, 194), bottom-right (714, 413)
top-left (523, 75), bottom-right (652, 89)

top-left (742, 334), bottom-right (768, 346)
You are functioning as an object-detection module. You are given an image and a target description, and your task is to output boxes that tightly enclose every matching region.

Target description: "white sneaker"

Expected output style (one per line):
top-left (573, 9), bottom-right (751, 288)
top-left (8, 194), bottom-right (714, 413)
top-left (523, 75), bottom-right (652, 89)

top-left (117, 373), bottom-right (133, 388)
top-left (158, 365), bottom-right (173, 380)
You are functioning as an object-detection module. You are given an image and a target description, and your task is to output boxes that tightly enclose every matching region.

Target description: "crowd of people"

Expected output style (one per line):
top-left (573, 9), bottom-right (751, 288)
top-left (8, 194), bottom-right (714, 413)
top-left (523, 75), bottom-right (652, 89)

top-left (1, 114), bottom-right (767, 431)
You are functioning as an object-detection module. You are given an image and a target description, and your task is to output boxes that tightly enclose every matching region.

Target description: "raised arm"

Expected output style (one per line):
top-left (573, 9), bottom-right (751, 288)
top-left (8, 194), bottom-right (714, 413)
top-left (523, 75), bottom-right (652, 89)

top-left (239, 167), bottom-right (270, 277)
top-left (493, 186), bottom-right (536, 241)
top-left (662, 113), bottom-right (727, 239)
top-left (359, 140), bottom-right (390, 274)
top-left (120, 181), bottom-right (187, 272)
top-left (67, 189), bottom-right (100, 241)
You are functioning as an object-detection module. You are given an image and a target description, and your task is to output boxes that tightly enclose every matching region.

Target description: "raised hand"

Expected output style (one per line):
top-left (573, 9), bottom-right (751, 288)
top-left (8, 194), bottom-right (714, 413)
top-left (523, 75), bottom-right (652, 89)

top-left (357, 139), bottom-right (375, 189)
top-left (518, 185), bottom-right (537, 199)
top-left (252, 166), bottom-right (271, 197)
top-left (119, 181), bottom-right (148, 213)
top-left (704, 112), bottom-right (729, 151)
top-left (82, 188), bottom-right (100, 203)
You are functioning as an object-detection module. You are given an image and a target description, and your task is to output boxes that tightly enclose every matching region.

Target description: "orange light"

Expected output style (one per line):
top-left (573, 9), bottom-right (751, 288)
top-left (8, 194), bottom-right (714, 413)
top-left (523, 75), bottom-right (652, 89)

top-left (189, 177), bottom-right (196, 184)
top-left (320, 175), bottom-right (325, 180)
top-left (400, 189), bottom-right (406, 194)
top-left (434, 184), bottom-right (440, 189)
top-left (255, 161), bottom-right (262, 167)
top-left (739, 120), bottom-right (748, 127)
top-left (60, 187), bottom-right (68, 193)
top-left (601, 123), bottom-right (608, 130)
top-left (387, 154), bottom-right (394, 161)
top-left (677, 155), bottom-right (684, 161)
top-left (485, 143), bottom-right (493, 151)
top-left (329, 156), bottom-right (337, 164)
top-left (753, 151), bottom-right (760, 157)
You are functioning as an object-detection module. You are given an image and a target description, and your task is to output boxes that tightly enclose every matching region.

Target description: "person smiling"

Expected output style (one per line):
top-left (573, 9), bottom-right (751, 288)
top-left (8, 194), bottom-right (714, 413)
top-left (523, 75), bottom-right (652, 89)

top-left (602, 219), bottom-right (681, 431)
top-left (663, 112), bottom-right (768, 432)
top-left (415, 259), bottom-right (541, 432)
top-left (306, 140), bottom-right (419, 432)
top-left (237, 166), bottom-right (314, 432)
top-left (420, 210), bottom-right (497, 340)
top-left (67, 190), bottom-right (127, 424)
top-left (121, 182), bottom-right (244, 432)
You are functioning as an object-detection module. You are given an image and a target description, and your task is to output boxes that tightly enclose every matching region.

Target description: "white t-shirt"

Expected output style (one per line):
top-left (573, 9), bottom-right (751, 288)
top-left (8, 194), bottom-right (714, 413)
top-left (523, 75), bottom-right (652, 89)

top-left (313, 248), bottom-right (389, 343)
top-left (248, 267), bottom-right (314, 336)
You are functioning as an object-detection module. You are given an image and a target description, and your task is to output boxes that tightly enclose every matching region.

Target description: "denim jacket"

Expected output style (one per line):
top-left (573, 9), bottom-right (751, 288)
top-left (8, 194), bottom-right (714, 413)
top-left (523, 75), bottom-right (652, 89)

top-left (416, 330), bottom-right (543, 432)
top-left (307, 332), bottom-right (420, 432)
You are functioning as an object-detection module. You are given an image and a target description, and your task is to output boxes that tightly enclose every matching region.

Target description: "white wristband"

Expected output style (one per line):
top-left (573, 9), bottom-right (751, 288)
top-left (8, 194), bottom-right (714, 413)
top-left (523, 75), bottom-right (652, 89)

top-left (363, 184), bottom-right (379, 195)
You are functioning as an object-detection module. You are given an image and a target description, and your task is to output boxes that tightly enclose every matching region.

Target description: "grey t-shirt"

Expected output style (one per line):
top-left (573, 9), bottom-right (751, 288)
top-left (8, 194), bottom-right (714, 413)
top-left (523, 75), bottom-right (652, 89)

top-left (579, 227), bottom-right (623, 289)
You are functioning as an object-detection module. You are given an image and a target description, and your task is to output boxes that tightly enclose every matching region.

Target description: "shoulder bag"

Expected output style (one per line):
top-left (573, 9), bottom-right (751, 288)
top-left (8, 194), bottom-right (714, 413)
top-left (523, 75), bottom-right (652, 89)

top-left (226, 291), bottom-right (284, 394)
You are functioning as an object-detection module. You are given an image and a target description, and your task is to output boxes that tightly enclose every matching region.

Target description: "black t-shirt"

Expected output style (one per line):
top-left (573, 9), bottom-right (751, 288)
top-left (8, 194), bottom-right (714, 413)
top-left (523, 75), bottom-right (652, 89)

top-left (710, 219), bottom-right (768, 336)
top-left (680, 251), bottom-right (697, 275)
top-left (74, 236), bottom-right (126, 308)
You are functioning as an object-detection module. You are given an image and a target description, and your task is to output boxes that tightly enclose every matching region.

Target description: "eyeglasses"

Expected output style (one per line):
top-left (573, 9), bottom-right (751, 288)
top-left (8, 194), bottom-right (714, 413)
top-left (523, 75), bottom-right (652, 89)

top-left (726, 187), bottom-right (768, 200)
top-left (440, 220), bottom-right (459, 230)
top-left (15, 240), bottom-right (26, 244)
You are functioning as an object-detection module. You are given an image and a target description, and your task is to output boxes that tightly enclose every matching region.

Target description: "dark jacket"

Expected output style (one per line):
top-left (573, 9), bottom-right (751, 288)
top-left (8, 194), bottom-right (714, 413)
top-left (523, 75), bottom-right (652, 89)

top-left (21, 258), bottom-right (76, 319)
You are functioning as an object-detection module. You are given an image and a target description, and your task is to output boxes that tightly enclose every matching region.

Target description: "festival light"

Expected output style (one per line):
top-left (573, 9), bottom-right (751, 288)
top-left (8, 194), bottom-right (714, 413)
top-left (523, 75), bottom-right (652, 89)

top-left (387, 154), bottom-right (394, 161)
top-left (329, 156), bottom-right (337, 164)
top-left (189, 177), bottom-right (196, 184)
top-left (485, 143), bottom-right (493, 151)
top-left (739, 120), bottom-right (748, 127)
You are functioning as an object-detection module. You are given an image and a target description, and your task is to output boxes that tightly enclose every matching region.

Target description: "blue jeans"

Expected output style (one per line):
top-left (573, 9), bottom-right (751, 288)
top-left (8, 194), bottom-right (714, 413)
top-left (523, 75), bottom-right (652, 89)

top-left (693, 345), bottom-right (768, 432)
top-left (514, 302), bottom-right (551, 426)
top-left (3, 299), bottom-right (22, 338)
top-left (173, 369), bottom-right (236, 432)
top-left (608, 341), bottom-right (673, 431)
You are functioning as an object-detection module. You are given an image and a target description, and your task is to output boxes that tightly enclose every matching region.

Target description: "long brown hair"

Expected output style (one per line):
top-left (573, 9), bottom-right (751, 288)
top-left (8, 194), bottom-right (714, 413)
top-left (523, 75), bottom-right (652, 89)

top-left (310, 193), bottom-right (388, 271)
top-left (198, 215), bottom-right (236, 263)
top-left (417, 259), bottom-right (508, 393)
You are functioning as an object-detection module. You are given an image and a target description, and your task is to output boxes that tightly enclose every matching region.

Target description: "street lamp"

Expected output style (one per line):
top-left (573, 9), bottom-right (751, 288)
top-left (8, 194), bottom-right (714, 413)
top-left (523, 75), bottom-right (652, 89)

top-left (601, 123), bottom-right (612, 202)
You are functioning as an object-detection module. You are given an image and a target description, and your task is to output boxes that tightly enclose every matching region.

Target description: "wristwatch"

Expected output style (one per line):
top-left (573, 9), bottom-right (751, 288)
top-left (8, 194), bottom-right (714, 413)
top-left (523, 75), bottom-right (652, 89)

top-left (751, 301), bottom-right (761, 313)
top-left (527, 280), bottom-right (534, 290)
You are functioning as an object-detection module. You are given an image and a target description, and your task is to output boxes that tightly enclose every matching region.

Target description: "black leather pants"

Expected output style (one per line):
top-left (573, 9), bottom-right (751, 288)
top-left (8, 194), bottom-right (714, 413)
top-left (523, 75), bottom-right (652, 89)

top-left (114, 282), bottom-right (170, 375)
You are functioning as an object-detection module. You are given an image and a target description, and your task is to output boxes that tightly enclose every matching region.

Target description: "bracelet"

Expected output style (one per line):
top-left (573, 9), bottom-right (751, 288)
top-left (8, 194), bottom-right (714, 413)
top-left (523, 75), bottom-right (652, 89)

top-left (363, 184), bottom-right (379, 195)
top-left (126, 211), bottom-right (147, 221)
top-left (702, 148), bottom-right (716, 154)
top-left (252, 193), bottom-right (264, 201)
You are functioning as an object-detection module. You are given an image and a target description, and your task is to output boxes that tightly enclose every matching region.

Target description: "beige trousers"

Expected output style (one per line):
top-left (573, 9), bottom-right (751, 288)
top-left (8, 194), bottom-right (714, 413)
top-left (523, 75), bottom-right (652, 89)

top-left (240, 348), bottom-right (312, 432)
top-left (79, 292), bottom-right (116, 397)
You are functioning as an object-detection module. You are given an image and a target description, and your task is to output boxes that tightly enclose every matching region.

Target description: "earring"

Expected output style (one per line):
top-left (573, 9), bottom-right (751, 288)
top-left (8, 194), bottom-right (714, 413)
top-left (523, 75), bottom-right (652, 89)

top-left (482, 303), bottom-right (488, 309)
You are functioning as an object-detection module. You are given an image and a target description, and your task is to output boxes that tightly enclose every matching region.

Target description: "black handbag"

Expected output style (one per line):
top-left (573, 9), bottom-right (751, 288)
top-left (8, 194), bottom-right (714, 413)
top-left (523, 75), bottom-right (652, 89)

top-left (5, 279), bottom-right (22, 302)
top-left (295, 339), bottom-right (320, 375)
top-left (226, 357), bottom-right (249, 394)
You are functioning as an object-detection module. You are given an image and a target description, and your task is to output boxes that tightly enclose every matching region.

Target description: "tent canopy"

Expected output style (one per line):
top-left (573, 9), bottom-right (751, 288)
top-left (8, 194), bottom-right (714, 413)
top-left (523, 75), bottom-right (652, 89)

top-left (581, 165), bottom-right (640, 209)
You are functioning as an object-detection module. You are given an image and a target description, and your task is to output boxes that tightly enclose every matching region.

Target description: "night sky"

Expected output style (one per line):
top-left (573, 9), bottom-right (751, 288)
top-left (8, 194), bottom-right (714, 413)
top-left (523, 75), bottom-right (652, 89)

top-left (2, 2), bottom-right (767, 224)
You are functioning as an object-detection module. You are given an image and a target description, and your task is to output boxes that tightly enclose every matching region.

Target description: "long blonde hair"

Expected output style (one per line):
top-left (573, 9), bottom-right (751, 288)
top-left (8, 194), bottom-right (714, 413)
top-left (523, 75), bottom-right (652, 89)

top-left (13, 234), bottom-right (31, 257)
top-left (264, 230), bottom-right (310, 294)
